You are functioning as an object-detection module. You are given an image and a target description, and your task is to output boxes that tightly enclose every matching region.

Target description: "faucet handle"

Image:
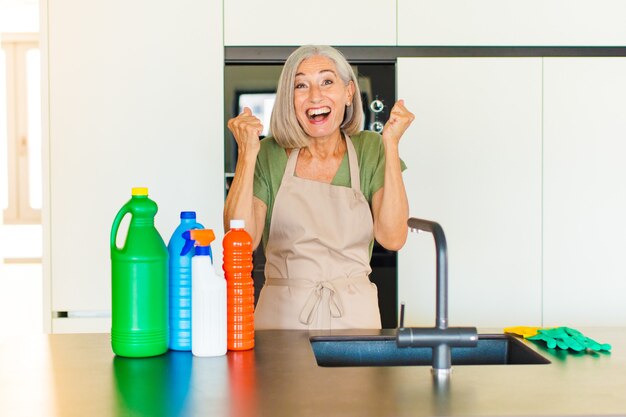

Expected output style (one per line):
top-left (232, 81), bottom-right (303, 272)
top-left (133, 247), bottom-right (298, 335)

top-left (399, 302), bottom-right (406, 328)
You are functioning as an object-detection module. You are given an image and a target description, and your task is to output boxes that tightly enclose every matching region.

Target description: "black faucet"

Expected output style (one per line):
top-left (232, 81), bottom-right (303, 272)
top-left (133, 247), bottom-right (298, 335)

top-left (396, 217), bottom-right (478, 378)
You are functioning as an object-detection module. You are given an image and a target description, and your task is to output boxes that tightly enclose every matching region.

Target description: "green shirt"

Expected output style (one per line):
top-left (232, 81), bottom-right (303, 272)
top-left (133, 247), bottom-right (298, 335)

top-left (253, 130), bottom-right (407, 252)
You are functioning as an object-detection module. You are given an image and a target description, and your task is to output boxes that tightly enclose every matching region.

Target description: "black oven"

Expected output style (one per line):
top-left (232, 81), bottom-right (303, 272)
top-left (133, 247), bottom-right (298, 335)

top-left (224, 49), bottom-right (398, 328)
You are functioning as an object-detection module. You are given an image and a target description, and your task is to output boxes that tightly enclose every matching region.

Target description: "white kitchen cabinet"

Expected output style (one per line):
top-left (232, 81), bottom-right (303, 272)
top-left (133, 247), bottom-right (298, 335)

top-left (398, 0), bottom-right (626, 46)
top-left (543, 58), bottom-right (626, 326)
top-left (397, 57), bottom-right (543, 327)
top-left (224, 0), bottom-right (396, 46)
top-left (42, 0), bottom-right (225, 332)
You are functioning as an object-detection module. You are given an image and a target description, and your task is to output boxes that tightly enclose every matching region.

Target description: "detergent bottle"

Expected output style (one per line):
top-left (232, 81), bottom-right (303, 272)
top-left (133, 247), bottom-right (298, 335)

top-left (181, 228), bottom-right (227, 356)
top-left (110, 187), bottom-right (168, 358)
top-left (167, 211), bottom-right (203, 351)
top-left (223, 220), bottom-right (255, 351)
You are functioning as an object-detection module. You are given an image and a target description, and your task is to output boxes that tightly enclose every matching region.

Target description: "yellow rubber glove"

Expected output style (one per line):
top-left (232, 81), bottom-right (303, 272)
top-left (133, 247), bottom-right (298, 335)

top-left (503, 326), bottom-right (542, 338)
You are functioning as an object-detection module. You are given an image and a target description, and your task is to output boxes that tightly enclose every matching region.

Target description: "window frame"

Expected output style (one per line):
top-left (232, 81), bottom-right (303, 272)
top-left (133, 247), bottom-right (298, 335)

top-left (1, 32), bottom-right (40, 225)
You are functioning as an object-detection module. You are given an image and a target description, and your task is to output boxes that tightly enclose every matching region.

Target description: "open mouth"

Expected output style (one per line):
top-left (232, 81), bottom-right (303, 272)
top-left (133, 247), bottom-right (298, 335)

top-left (307, 107), bottom-right (331, 122)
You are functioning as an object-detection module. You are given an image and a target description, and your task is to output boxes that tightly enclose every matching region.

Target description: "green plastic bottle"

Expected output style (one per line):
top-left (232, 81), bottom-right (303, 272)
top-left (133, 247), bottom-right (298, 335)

top-left (110, 187), bottom-right (169, 357)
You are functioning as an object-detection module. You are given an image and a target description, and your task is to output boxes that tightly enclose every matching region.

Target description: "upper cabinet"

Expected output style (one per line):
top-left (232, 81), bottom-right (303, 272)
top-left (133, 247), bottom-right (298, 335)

top-left (398, 0), bottom-right (626, 46)
top-left (224, 0), bottom-right (397, 46)
top-left (226, 0), bottom-right (626, 47)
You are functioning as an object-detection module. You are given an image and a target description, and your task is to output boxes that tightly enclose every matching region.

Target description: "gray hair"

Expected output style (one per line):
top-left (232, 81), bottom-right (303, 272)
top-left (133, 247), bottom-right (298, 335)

top-left (269, 45), bottom-right (363, 148)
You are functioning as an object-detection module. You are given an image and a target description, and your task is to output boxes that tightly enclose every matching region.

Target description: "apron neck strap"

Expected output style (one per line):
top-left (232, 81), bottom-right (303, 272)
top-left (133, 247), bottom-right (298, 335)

top-left (284, 145), bottom-right (299, 181)
top-left (344, 133), bottom-right (361, 192)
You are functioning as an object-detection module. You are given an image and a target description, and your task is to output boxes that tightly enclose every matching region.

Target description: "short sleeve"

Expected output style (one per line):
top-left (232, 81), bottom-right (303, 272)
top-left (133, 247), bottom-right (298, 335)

top-left (253, 157), bottom-right (270, 206)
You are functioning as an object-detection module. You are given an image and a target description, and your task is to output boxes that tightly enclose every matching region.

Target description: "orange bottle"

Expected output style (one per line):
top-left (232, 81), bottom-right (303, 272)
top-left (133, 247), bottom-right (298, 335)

top-left (223, 219), bottom-right (255, 350)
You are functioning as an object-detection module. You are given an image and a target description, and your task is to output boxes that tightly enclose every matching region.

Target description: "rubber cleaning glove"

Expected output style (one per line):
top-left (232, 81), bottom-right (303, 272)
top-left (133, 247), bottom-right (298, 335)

top-left (503, 326), bottom-right (542, 338)
top-left (527, 327), bottom-right (611, 352)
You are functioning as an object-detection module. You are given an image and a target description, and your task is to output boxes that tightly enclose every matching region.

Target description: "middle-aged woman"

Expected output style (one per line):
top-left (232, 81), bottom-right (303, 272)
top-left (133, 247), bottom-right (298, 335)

top-left (224, 45), bottom-right (414, 330)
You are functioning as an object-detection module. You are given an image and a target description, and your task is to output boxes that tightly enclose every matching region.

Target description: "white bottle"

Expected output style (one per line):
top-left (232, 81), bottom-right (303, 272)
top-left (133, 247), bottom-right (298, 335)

top-left (190, 229), bottom-right (227, 357)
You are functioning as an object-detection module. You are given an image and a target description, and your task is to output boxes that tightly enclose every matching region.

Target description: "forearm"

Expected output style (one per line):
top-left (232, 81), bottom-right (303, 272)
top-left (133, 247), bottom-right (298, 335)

top-left (373, 142), bottom-right (409, 251)
top-left (223, 152), bottom-right (259, 241)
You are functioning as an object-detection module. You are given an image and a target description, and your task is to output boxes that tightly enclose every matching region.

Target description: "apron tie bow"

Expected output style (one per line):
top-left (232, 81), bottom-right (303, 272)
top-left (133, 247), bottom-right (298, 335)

top-left (299, 281), bottom-right (343, 325)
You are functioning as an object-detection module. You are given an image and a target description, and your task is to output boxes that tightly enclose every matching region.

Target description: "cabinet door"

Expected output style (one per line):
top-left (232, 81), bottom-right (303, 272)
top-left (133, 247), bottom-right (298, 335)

top-left (224, 0), bottom-right (396, 46)
top-left (397, 58), bottom-right (542, 327)
top-left (44, 0), bottom-right (224, 332)
top-left (398, 0), bottom-right (626, 46)
top-left (543, 58), bottom-right (626, 326)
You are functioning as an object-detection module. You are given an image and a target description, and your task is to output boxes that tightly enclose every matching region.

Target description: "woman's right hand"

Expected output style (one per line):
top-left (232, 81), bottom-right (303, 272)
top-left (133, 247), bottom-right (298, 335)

top-left (224, 107), bottom-right (266, 245)
top-left (227, 107), bottom-right (263, 158)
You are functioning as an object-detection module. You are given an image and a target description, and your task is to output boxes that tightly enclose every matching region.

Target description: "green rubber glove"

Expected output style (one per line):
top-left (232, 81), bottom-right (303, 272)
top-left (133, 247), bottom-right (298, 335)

top-left (562, 327), bottom-right (612, 352)
top-left (527, 327), bottom-right (611, 352)
top-left (527, 328), bottom-right (565, 349)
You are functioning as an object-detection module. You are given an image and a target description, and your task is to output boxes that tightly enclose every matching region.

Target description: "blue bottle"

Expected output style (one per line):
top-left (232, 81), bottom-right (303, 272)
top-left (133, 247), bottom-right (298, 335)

top-left (167, 211), bottom-right (203, 351)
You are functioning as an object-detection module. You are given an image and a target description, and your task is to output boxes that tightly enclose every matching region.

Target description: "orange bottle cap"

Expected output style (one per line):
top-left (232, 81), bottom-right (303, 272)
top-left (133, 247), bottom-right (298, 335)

top-left (190, 229), bottom-right (216, 246)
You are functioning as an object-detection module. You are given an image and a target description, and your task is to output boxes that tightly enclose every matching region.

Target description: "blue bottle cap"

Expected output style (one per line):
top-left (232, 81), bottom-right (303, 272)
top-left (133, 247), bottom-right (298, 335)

top-left (180, 211), bottom-right (196, 219)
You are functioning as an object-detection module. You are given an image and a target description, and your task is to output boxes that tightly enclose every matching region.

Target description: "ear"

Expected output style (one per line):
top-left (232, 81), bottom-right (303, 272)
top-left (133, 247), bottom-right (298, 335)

top-left (346, 80), bottom-right (356, 105)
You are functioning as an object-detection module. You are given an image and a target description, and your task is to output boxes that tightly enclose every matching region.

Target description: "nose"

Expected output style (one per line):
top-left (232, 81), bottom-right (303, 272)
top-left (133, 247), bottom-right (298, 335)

top-left (308, 84), bottom-right (322, 103)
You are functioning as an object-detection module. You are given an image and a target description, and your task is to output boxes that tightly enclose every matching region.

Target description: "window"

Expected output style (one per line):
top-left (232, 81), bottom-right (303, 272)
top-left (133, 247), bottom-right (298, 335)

top-left (1, 33), bottom-right (40, 224)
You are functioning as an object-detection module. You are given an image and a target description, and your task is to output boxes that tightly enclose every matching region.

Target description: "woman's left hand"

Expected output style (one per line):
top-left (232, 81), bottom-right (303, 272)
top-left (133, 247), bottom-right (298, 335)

top-left (382, 99), bottom-right (415, 147)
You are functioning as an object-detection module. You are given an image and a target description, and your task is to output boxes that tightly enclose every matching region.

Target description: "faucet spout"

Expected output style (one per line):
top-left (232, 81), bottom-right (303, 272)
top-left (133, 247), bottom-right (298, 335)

top-left (398, 217), bottom-right (478, 376)
top-left (407, 218), bottom-right (449, 330)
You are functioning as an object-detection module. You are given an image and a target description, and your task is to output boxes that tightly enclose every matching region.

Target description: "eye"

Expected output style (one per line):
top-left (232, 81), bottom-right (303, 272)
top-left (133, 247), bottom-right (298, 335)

top-left (294, 82), bottom-right (307, 89)
top-left (322, 79), bottom-right (334, 86)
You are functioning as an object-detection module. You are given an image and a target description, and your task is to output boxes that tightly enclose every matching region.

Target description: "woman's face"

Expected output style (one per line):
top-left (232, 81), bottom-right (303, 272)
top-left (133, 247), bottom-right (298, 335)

top-left (293, 55), bottom-right (354, 140)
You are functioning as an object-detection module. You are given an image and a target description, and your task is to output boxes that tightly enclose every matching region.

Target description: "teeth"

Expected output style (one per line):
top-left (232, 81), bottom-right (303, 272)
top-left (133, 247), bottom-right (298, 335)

top-left (307, 107), bottom-right (331, 116)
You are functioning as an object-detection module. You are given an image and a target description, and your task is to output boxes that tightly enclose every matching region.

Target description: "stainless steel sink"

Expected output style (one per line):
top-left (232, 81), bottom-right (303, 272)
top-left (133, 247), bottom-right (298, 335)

top-left (310, 334), bottom-right (550, 367)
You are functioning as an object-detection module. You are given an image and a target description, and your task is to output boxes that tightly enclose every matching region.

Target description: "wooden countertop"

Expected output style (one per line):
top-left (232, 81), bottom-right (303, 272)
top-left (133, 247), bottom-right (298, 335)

top-left (1, 328), bottom-right (624, 417)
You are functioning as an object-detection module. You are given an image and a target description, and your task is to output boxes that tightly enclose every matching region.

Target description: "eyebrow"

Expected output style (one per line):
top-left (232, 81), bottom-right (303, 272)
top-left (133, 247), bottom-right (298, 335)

top-left (295, 69), bottom-right (337, 77)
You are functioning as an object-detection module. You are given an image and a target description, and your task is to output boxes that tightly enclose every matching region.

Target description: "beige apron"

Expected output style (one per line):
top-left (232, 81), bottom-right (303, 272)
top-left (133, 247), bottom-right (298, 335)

top-left (255, 134), bottom-right (382, 330)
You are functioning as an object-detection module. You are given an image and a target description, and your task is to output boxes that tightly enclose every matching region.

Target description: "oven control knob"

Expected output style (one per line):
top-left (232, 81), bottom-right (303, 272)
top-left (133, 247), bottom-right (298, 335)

top-left (370, 121), bottom-right (384, 133)
top-left (370, 99), bottom-right (385, 113)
